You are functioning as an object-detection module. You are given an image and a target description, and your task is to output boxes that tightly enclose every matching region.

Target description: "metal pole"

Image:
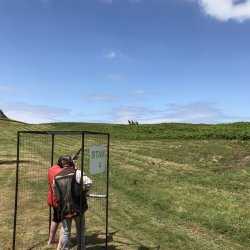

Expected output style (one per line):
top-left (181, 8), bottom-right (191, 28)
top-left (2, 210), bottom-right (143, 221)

top-left (12, 132), bottom-right (20, 250)
top-left (49, 134), bottom-right (54, 237)
top-left (79, 132), bottom-right (85, 249)
top-left (106, 134), bottom-right (110, 249)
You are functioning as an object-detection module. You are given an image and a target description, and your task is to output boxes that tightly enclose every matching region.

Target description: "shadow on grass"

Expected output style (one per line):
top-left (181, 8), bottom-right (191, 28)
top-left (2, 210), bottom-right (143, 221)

top-left (28, 231), bottom-right (160, 249)
top-left (0, 160), bottom-right (28, 165)
top-left (18, 231), bottom-right (160, 250)
top-left (69, 230), bottom-right (161, 250)
top-left (138, 246), bottom-right (160, 250)
top-left (70, 230), bottom-right (133, 249)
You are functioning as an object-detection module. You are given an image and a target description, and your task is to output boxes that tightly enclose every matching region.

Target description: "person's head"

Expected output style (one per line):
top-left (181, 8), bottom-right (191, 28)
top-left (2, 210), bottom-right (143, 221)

top-left (57, 155), bottom-right (74, 168)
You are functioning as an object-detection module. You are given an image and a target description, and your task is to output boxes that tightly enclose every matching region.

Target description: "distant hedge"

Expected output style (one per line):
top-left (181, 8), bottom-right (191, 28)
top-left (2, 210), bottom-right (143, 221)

top-left (102, 122), bottom-right (250, 140)
top-left (3, 119), bottom-right (250, 141)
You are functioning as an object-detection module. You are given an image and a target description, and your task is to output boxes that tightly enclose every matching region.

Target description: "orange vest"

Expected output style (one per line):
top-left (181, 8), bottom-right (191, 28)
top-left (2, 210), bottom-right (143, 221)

top-left (47, 165), bottom-right (63, 208)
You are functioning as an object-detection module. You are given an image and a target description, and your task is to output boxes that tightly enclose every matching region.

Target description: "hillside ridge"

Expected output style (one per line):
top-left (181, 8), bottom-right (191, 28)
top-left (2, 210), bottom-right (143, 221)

top-left (0, 109), bottom-right (8, 118)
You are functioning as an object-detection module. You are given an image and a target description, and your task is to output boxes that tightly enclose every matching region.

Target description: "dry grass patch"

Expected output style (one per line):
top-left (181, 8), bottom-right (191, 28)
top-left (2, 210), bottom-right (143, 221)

top-left (112, 159), bottom-right (143, 171)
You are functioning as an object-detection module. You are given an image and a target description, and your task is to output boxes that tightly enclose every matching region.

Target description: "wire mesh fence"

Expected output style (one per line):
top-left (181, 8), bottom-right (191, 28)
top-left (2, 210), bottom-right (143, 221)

top-left (82, 133), bottom-right (109, 248)
top-left (13, 131), bottom-right (109, 250)
top-left (14, 132), bottom-right (52, 249)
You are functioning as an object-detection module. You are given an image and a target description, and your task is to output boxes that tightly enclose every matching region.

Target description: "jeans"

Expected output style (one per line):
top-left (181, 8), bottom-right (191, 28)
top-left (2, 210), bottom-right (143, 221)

top-left (61, 214), bottom-right (86, 250)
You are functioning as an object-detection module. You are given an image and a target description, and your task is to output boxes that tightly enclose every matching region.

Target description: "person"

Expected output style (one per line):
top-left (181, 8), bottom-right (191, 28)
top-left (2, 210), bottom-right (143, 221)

top-left (53, 155), bottom-right (92, 250)
top-left (47, 159), bottom-right (65, 249)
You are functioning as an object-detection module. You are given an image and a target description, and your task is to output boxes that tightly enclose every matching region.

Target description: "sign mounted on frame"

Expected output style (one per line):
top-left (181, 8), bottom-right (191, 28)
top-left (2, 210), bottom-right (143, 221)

top-left (90, 146), bottom-right (106, 175)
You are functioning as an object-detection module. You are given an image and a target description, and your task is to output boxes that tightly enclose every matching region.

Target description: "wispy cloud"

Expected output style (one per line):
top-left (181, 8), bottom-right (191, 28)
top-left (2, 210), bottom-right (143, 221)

top-left (142, 101), bottom-right (250, 124)
top-left (130, 89), bottom-right (154, 102)
top-left (0, 85), bottom-right (17, 93)
top-left (197, 0), bottom-right (250, 22)
top-left (130, 89), bottom-right (154, 95)
top-left (109, 101), bottom-right (250, 124)
top-left (0, 85), bottom-right (29, 95)
top-left (109, 105), bottom-right (158, 123)
top-left (104, 51), bottom-right (116, 58)
top-left (40, 0), bottom-right (50, 4)
top-left (0, 102), bottom-right (70, 124)
top-left (108, 74), bottom-right (122, 80)
top-left (84, 94), bottom-right (119, 102)
top-left (103, 50), bottom-right (125, 59)
top-left (101, 0), bottom-right (140, 3)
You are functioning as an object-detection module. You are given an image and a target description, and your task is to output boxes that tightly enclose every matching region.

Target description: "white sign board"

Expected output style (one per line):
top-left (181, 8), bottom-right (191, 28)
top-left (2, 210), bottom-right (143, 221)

top-left (90, 146), bottom-right (106, 175)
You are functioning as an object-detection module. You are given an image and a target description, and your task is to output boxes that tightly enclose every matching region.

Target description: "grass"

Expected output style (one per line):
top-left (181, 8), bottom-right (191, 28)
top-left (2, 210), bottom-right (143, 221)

top-left (1, 120), bottom-right (250, 249)
top-left (100, 122), bottom-right (250, 140)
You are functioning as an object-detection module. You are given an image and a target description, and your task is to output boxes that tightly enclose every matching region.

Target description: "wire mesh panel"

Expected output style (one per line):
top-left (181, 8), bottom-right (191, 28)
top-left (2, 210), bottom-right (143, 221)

top-left (51, 132), bottom-right (110, 249)
top-left (13, 131), bottom-right (109, 250)
top-left (52, 132), bottom-right (83, 165)
top-left (14, 132), bottom-right (52, 249)
top-left (82, 132), bottom-right (109, 249)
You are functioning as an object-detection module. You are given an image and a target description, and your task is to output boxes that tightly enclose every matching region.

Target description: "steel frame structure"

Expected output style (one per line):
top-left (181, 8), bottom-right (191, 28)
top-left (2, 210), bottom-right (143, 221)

top-left (13, 131), bottom-right (110, 250)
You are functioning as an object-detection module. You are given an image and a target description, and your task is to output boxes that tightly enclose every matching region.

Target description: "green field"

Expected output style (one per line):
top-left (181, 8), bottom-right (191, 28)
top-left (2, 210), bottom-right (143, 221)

top-left (1, 118), bottom-right (250, 249)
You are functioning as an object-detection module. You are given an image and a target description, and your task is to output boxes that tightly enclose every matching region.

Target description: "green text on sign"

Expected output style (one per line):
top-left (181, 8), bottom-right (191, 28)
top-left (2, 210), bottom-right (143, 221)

top-left (90, 146), bottom-right (106, 175)
top-left (92, 150), bottom-right (105, 159)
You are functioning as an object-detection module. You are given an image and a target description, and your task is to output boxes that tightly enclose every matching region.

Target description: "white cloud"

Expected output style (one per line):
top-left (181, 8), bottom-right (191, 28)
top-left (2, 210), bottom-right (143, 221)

top-left (142, 101), bottom-right (250, 124)
top-left (130, 89), bottom-right (154, 102)
top-left (108, 74), bottom-right (122, 80)
top-left (40, 0), bottom-right (50, 4)
top-left (0, 85), bottom-right (16, 93)
top-left (103, 50), bottom-right (126, 59)
top-left (0, 102), bottom-right (70, 124)
top-left (0, 85), bottom-right (31, 96)
top-left (109, 102), bottom-right (250, 124)
top-left (198, 0), bottom-right (250, 22)
top-left (130, 89), bottom-right (154, 96)
top-left (84, 94), bottom-right (119, 102)
top-left (109, 105), bottom-right (159, 123)
top-left (104, 52), bottom-right (116, 58)
top-left (101, 0), bottom-right (140, 2)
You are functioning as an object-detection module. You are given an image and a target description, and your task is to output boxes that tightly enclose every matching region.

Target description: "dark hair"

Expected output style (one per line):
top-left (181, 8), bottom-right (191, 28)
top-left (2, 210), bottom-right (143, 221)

top-left (57, 155), bottom-right (74, 168)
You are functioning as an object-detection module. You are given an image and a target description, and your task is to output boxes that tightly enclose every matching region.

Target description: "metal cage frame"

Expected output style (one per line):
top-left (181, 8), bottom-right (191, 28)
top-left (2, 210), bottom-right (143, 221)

top-left (13, 131), bottom-right (110, 250)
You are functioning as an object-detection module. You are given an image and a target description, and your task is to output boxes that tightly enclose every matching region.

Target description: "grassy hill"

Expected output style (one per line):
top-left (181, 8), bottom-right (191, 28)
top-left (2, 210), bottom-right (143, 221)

top-left (100, 122), bottom-right (250, 140)
top-left (2, 117), bottom-right (250, 140)
top-left (1, 119), bottom-right (250, 249)
top-left (0, 109), bottom-right (8, 119)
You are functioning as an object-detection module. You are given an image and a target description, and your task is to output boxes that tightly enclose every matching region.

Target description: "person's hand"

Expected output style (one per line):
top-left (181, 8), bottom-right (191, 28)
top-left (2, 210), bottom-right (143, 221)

top-left (83, 189), bottom-right (89, 194)
top-left (73, 160), bottom-right (78, 169)
top-left (72, 154), bottom-right (79, 160)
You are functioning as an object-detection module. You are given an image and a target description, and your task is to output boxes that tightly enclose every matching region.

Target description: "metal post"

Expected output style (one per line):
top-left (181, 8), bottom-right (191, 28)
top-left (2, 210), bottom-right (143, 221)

top-left (105, 134), bottom-right (110, 249)
top-left (12, 132), bottom-right (20, 250)
top-left (11, 131), bottom-right (109, 249)
top-left (79, 132), bottom-right (85, 249)
top-left (49, 134), bottom-right (54, 237)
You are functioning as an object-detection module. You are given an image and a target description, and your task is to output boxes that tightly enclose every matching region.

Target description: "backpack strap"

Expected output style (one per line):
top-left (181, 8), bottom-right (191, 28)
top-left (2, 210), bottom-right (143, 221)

top-left (71, 170), bottom-right (88, 213)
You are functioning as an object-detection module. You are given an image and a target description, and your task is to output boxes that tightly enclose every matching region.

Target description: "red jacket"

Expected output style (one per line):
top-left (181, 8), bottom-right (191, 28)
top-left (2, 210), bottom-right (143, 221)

top-left (47, 164), bottom-right (63, 208)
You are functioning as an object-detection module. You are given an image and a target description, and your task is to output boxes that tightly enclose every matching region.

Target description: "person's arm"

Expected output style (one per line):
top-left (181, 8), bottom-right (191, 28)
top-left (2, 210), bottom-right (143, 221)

top-left (76, 170), bottom-right (93, 191)
top-left (72, 152), bottom-right (80, 169)
top-left (73, 159), bottom-right (78, 169)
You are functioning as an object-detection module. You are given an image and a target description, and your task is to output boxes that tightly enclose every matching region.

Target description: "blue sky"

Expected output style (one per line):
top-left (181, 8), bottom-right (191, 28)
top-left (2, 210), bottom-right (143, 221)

top-left (1, 0), bottom-right (250, 124)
